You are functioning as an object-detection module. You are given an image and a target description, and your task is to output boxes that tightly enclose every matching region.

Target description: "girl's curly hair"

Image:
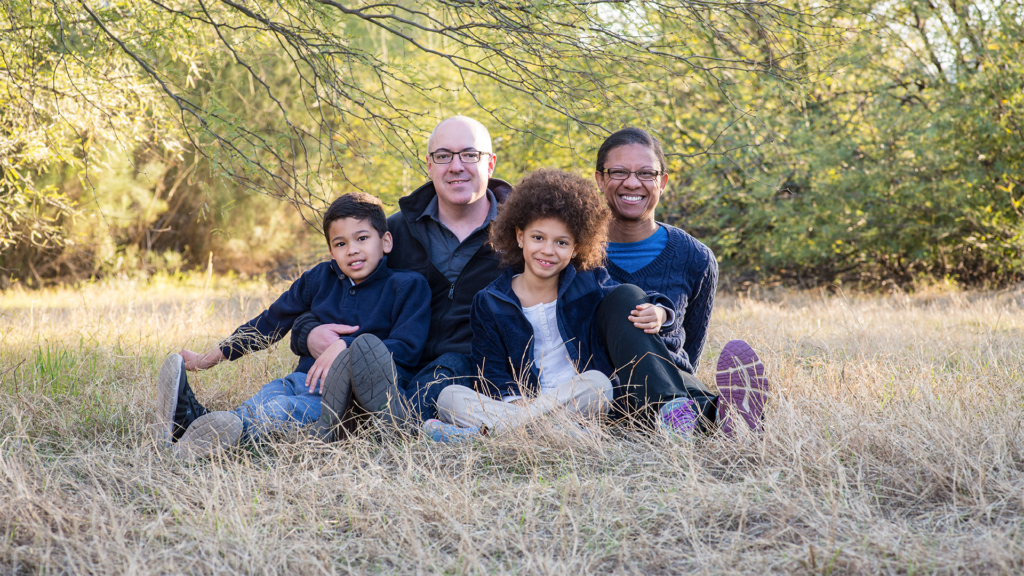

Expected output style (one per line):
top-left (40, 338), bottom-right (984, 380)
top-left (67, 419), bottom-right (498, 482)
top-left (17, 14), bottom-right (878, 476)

top-left (490, 169), bottom-right (611, 271)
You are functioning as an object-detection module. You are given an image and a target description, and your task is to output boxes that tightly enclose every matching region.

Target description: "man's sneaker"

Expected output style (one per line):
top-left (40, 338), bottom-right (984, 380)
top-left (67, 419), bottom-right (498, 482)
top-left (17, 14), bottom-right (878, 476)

top-left (310, 348), bottom-right (351, 442)
top-left (659, 397), bottom-right (699, 438)
top-left (422, 419), bottom-right (482, 443)
top-left (350, 334), bottom-right (414, 430)
top-left (155, 354), bottom-right (207, 444)
top-left (172, 411), bottom-right (242, 460)
top-left (715, 339), bottom-right (769, 437)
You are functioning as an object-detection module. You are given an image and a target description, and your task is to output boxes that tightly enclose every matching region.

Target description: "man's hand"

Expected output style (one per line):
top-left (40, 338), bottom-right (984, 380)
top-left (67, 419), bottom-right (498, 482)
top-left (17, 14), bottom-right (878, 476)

top-left (307, 324), bottom-right (359, 358)
top-left (180, 347), bottom-right (226, 371)
top-left (629, 303), bottom-right (667, 334)
top-left (305, 338), bottom-right (348, 393)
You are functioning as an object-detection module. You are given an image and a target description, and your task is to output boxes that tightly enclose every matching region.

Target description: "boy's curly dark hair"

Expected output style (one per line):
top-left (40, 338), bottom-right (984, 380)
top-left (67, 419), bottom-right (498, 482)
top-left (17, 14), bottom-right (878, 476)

top-left (490, 169), bottom-right (611, 271)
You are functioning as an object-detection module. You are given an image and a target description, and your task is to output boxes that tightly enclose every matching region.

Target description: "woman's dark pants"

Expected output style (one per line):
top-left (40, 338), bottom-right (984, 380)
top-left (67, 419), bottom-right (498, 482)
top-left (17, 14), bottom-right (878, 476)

top-left (596, 284), bottom-right (718, 429)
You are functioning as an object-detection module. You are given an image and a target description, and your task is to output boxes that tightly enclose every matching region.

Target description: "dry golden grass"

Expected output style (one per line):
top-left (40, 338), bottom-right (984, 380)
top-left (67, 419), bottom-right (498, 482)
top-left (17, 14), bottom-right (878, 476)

top-left (1, 275), bottom-right (1022, 574)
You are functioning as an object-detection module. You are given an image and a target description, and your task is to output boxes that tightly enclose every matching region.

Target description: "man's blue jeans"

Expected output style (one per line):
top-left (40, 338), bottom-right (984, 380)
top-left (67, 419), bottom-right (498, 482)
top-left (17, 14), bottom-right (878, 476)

top-left (400, 353), bottom-right (475, 422)
top-left (233, 372), bottom-right (321, 440)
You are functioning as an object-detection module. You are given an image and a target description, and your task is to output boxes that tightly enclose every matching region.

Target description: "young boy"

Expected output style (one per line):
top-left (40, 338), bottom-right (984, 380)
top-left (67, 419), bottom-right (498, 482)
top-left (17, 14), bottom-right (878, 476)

top-left (154, 192), bottom-right (431, 458)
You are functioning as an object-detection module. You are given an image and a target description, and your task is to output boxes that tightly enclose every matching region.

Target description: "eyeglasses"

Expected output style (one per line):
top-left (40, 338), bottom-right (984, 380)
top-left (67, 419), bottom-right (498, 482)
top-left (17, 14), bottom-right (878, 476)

top-left (600, 169), bottom-right (663, 181)
top-left (428, 149), bottom-right (492, 164)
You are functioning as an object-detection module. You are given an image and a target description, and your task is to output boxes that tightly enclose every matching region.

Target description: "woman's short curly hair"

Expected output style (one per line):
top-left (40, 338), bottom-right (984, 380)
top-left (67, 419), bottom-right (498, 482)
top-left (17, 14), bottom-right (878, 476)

top-left (490, 169), bottom-right (611, 271)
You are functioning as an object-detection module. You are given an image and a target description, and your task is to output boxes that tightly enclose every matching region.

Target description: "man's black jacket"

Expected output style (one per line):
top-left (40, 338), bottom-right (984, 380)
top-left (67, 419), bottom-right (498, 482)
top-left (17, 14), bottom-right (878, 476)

top-left (290, 178), bottom-right (513, 373)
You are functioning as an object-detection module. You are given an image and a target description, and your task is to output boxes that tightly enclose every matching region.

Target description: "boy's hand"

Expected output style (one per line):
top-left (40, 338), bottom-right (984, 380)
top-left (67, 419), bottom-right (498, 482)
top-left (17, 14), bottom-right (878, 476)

top-left (307, 324), bottom-right (359, 358)
top-left (306, 338), bottom-right (348, 393)
top-left (629, 303), bottom-right (667, 334)
top-left (180, 348), bottom-right (225, 371)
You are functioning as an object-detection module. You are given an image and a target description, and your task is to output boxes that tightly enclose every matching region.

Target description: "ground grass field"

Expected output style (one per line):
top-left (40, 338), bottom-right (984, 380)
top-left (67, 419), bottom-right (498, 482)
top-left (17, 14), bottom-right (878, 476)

top-left (1, 275), bottom-right (1022, 574)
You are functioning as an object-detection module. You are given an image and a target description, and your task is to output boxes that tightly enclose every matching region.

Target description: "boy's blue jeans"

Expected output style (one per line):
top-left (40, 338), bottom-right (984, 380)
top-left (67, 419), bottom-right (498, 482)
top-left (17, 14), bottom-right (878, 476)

top-left (233, 372), bottom-right (321, 440)
top-left (232, 353), bottom-right (475, 438)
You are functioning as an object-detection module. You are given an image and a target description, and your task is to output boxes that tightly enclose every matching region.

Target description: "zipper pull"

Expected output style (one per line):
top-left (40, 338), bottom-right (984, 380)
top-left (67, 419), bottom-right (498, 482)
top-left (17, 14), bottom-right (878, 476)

top-left (448, 283), bottom-right (455, 299)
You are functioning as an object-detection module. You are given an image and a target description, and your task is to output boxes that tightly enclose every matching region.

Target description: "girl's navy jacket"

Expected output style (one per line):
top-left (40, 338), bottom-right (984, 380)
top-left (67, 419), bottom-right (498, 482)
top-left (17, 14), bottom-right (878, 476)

top-left (470, 265), bottom-right (671, 400)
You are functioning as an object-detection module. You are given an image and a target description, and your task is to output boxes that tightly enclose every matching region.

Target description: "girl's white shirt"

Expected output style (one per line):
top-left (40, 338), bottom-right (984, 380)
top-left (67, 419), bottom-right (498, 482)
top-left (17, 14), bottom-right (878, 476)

top-left (502, 276), bottom-right (579, 402)
top-left (521, 300), bottom-right (578, 396)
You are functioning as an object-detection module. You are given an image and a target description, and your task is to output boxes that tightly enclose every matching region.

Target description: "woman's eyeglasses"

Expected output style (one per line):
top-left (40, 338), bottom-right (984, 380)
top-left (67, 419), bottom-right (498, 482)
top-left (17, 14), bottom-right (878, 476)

top-left (600, 169), bottom-right (662, 181)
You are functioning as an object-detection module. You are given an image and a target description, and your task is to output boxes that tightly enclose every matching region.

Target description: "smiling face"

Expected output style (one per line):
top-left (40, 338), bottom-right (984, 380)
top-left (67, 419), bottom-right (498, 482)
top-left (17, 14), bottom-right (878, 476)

top-left (327, 217), bottom-right (393, 284)
top-left (515, 217), bottom-right (576, 283)
top-left (595, 143), bottom-right (669, 224)
top-left (426, 117), bottom-right (497, 210)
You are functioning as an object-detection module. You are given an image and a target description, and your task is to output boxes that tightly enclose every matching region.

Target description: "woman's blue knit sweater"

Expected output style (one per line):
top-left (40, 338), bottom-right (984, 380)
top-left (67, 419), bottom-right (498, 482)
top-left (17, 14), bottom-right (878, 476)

top-left (605, 224), bottom-right (717, 374)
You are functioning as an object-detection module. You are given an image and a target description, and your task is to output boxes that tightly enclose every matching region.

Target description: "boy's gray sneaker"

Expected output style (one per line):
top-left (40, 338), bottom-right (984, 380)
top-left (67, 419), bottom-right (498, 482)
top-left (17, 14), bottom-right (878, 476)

top-left (172, 411), bottom-right (242, 460)
top-left (155, 353), bottom-right (207, 445)
top-left (310, 348), bottom-right (352, 442)
top-left (350, 334), bottom-right (414, 430)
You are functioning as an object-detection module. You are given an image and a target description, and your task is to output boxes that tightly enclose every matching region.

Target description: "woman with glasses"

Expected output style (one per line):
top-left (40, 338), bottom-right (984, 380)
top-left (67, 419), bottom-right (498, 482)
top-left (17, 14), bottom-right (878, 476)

top-left (593, 128), bottom-right (770, 438)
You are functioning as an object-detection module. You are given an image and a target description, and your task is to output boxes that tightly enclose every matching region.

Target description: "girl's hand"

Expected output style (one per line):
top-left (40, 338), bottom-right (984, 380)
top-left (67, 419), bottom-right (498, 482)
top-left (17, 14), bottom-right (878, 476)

top-left (305, 338), bottom-right (348, 393)
top-left (629, 303), bottom-right (667, 334)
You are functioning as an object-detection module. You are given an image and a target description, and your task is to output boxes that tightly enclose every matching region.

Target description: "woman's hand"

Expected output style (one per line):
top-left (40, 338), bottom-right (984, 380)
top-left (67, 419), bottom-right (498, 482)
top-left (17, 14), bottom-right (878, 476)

top-left (629, 303), bottom-right (667, 334)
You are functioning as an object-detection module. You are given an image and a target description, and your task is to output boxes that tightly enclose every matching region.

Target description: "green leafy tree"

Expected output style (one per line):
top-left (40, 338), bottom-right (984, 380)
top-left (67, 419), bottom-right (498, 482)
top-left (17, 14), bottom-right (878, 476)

top-left (665, 0), bottom-right (1024, 286)
top-left (1, 0), bottom-right (839, 285)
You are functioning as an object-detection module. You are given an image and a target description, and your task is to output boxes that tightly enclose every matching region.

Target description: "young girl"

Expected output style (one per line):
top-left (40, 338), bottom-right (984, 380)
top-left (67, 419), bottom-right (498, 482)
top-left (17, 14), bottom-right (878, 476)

top-left (430, 169), bottom-right (674, 437)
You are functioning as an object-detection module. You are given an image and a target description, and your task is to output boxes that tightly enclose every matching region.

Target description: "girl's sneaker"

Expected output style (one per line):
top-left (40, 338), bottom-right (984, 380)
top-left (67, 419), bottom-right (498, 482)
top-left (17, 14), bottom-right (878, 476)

top-left (422, 419), bottom-right (482, 443)
top-left (658, 397), bottom-right (699, 438)
top-left (715, 339), bottom-right (769, 437)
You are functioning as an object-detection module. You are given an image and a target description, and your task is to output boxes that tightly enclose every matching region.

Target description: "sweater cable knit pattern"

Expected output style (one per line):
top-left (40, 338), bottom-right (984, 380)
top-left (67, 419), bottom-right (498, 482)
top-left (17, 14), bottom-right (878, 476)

top-left (605, 224), bottom-right (718, 374)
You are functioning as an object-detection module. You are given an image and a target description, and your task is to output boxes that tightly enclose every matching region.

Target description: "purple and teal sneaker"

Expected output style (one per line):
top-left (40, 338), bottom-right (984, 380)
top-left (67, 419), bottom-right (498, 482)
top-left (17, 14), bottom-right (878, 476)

top-left (422, 419), bottom-right (483, 443)
top-left (715, 339), bottom-right (769, 437)
top-left (659, 397), bottom-right (699, 438)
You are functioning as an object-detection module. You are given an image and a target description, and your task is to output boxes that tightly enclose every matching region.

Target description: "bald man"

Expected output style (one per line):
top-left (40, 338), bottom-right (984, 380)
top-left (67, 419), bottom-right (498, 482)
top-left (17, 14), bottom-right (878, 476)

top-left (291, 116), bottom-right (511, 436)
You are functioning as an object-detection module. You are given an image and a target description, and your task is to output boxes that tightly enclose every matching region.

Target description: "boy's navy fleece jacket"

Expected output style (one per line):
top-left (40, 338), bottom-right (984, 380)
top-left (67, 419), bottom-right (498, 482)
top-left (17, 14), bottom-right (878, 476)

top-left (218, 257), bottom-right (430, 374)
top-left (290, 178), bottom-right (513, 373)
top-left (470, 265), bottom-right (672, 400)
top-left (606, 224), bottom-right (717, 374)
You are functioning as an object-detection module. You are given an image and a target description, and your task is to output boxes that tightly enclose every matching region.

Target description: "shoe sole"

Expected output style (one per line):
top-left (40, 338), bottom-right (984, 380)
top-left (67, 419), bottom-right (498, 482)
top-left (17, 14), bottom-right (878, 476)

top-left (715, 340), bottom-right (769, 437)
top-left (350, 334), bottom-right (409, 426)
top-left (155, 354), bottom-right (183, 445)
top-left (173, 411), bottom-right (242, 461)
top-left (311, 348), bottom-right (351, 442)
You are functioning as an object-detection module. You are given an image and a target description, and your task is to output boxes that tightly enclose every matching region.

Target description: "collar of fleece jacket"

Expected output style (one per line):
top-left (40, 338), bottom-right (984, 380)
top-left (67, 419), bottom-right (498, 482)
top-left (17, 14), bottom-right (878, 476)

top-left (485, 264), bottom-right (586, 306)
top-left (328, 255), bottom-right (392, 286)
top-left (398, 177), bottom-right (513, 220)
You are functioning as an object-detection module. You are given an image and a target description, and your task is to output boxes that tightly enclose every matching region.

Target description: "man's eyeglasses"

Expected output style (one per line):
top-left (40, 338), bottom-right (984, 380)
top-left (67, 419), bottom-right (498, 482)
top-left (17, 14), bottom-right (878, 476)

top-left (600, 169), bottom-right (663, 181)
top-left (429, 149), bottom-right (492, 164)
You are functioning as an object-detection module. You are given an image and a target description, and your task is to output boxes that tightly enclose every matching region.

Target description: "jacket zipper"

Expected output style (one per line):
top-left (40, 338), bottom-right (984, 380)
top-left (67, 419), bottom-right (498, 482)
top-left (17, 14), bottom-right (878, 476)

top-left (448, 283), bottom-right (455, 300)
